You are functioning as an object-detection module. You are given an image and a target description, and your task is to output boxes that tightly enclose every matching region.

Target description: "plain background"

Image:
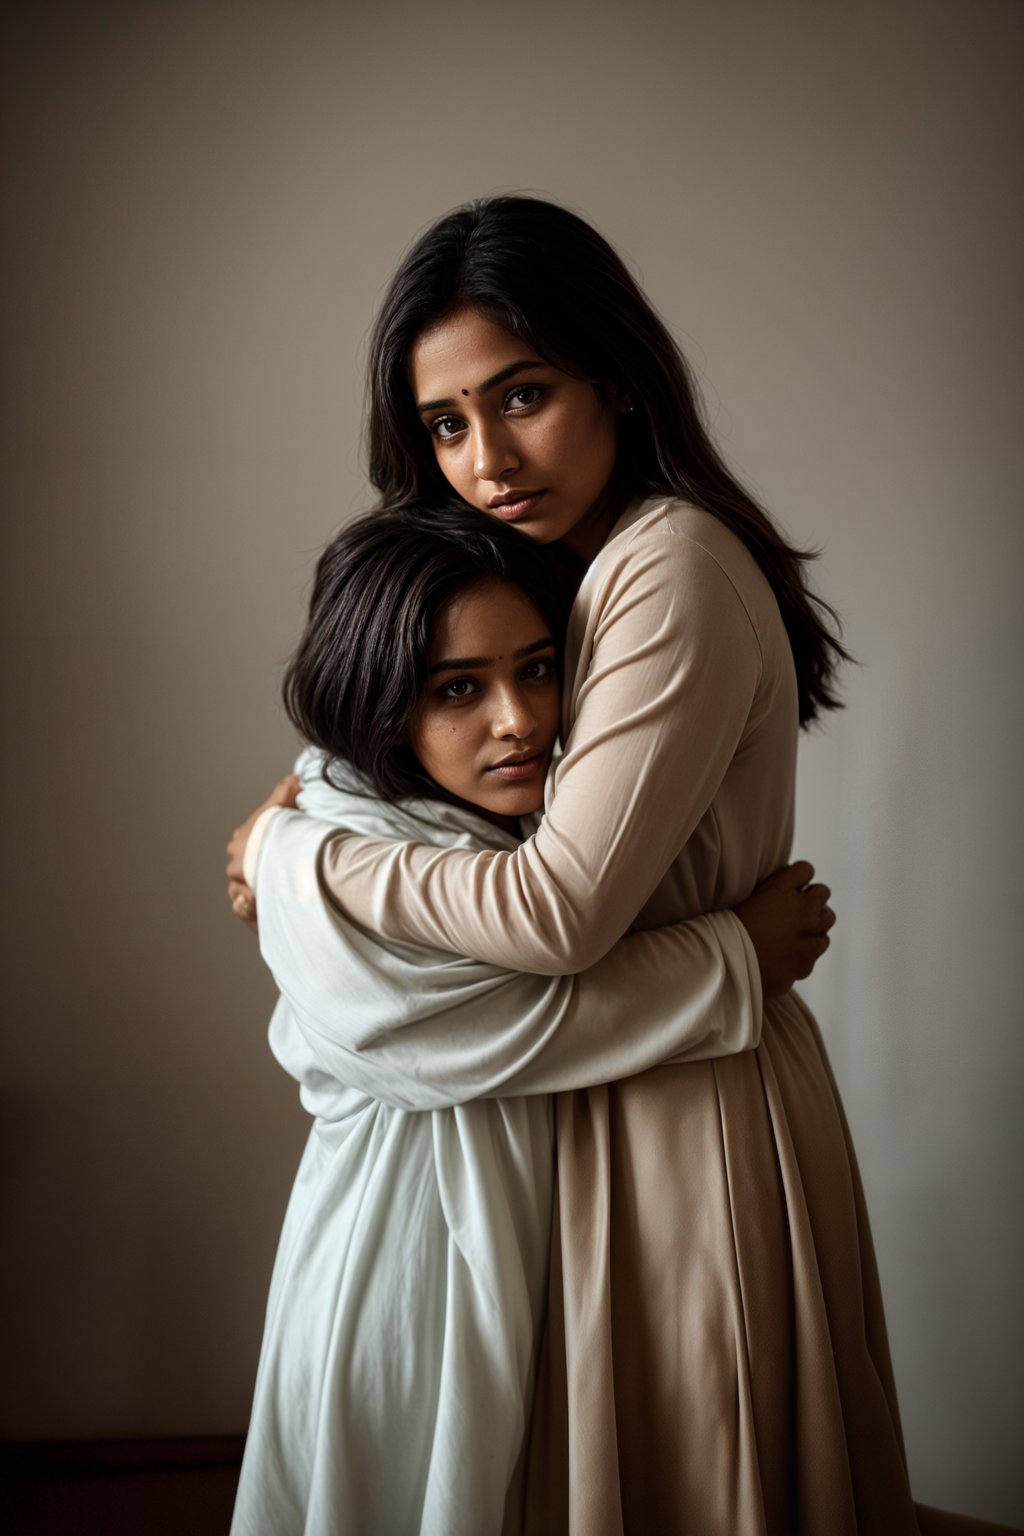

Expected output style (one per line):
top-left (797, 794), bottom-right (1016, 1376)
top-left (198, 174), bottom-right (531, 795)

top-left (1, 0), bottom-right (1021, 1524)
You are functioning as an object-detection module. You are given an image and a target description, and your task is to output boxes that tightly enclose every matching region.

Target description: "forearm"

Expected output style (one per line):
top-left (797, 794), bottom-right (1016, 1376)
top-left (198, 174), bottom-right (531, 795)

top-left (320, 829), bottom-right (589, 974)
top-left (500, 908), bottom-right (763, 1095)
top-left (254, 813), bottom-right (761, 1111)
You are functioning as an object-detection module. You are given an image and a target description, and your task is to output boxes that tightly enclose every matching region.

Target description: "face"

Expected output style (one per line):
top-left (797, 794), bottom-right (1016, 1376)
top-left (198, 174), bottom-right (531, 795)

top-left (407, 578), bottom-right (561, 831)
top-left (410, 307), bottom-right (626, 559)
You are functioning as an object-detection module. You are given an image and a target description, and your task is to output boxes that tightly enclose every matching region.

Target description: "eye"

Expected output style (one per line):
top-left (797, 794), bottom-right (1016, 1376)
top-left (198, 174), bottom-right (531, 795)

top-left (504, 384), bottom-right (545, 413)
top-left (437, 675), bottom-right (479, 701)
top-left (429, 415), bottom-right (467, 442)
top-left (520, 655), bottom-right (555, 682)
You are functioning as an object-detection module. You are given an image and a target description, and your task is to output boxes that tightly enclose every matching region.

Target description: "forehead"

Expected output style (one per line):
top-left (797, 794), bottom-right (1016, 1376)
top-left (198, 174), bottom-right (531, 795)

top-left (410, 308), bottom-right (543, 395)
top-left (429, 579), bottom-right (547, 656)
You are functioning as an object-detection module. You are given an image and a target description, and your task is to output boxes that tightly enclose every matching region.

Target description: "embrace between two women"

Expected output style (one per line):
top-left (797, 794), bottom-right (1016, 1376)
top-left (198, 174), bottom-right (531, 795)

top-left (225, 197), bottom-right (1003, 1536)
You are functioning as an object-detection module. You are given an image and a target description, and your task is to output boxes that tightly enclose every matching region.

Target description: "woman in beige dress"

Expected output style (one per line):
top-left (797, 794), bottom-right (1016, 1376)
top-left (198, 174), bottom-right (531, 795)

top-left (233, 198), bottom-right (1013, 1534)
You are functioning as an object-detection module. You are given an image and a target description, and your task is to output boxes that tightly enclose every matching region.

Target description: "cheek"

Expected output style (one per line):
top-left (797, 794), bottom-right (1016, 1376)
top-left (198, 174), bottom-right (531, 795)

top-left (551, 404), bottom-right (617, 480)
top-left (433, 445), bottom-right (473, 495)
top-left (585, 413), bottom-right (619, 472)
top-left (413, 717), bottom-right (469, 774)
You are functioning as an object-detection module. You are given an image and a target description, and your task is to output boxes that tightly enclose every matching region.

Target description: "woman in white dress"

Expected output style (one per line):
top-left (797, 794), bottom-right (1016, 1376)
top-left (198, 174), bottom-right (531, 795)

top-left (228, 505), bottom-right (830, 1536)
top-left (231, 196), bottom-right (1012, 1534)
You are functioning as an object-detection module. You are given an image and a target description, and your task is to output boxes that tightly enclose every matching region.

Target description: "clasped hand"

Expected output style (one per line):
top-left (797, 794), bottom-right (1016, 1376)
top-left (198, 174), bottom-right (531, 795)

top-left (225, 775), bottom-right (300, 933)
top-left (734, 861), bottom-right (835, 995)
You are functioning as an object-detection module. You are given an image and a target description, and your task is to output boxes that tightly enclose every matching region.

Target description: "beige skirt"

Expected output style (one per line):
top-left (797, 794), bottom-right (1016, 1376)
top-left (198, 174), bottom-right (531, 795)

top-left (524, 992), bottom-right (1015, 1536)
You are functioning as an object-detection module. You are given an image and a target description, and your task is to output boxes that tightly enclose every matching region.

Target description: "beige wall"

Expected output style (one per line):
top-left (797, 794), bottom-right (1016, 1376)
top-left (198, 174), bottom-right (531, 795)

top-left (2, 0), bottom-right (1021, 1522)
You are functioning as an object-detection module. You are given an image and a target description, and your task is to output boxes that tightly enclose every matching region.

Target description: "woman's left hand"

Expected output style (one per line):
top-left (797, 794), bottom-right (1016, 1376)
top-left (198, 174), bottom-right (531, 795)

top-left (225, 775), bottom-right (301, 931)
top-left (734, 860), bottom-right (835, 995)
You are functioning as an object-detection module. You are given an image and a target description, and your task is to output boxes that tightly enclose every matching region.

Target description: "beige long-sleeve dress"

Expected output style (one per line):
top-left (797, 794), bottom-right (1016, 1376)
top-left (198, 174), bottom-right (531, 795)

top-left (316, 498), bottom-right (999, 1534)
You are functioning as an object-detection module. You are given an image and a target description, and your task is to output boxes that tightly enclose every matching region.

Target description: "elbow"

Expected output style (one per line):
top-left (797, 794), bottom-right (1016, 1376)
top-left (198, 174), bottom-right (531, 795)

top-left (513, 918), bottom-right (617, 977)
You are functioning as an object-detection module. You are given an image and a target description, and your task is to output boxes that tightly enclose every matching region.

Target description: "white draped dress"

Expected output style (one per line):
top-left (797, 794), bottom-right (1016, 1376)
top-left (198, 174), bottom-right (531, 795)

top-left (230, 750), bottom-right (762, 1536)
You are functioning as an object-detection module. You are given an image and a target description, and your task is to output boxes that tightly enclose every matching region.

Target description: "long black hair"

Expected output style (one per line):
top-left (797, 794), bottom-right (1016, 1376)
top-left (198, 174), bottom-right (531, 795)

top-left (283, 504), bottom-right (576, 802)
top-left (368, 194), bottom-right (849, 724)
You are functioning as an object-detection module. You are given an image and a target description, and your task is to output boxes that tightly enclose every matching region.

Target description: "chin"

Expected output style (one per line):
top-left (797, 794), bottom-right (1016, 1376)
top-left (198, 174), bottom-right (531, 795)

top-left (485, 797), bottom-right (538, 820)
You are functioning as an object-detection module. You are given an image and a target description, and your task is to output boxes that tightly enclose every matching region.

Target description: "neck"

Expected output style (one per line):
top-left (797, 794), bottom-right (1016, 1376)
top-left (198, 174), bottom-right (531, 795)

top-left (561, 476), bottom-right (631, 562)
top-left (479, 810), bottom-right (523, 836)
top-left (426, 780), bottom-right (522, 838)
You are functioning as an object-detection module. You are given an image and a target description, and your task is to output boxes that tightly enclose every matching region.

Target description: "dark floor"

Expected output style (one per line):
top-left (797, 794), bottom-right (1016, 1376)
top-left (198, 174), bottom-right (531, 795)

top-left (5, 1443), bottom-right (1019, 1535)
top-left (1, 1438), bottom-right (243, 1536)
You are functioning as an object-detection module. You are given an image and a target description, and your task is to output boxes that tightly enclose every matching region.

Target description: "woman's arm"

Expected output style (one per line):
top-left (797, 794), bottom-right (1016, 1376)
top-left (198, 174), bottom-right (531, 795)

top-left (250, 811), bottom-right (828, 1113)
top-left (227, 777), bottom-right (299, 928)
top-left (309, 527), bottom-right (765, 973)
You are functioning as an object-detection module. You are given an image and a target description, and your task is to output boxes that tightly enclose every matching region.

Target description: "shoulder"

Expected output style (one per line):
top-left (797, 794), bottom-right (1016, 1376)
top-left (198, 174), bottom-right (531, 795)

top-left (607, 497), bottom-right (762, 585)
top-left (583, 498), bottom-right (768, 645)
top-left (293, 748), bottom-right (516, 851)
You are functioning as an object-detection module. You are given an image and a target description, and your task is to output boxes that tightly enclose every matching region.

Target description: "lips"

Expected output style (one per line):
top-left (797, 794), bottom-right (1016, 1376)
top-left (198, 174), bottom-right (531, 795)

top-left (486, 751), bottom-right (546, 781)
top-left (487, 490), bottom-right (546, 522)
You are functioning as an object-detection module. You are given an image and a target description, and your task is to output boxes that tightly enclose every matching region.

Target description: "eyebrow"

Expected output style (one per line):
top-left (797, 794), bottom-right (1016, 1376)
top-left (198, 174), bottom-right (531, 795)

top-left (428, 636), bottom-right (554, 675)
top-left (415, 360), bottom-right (545, 414)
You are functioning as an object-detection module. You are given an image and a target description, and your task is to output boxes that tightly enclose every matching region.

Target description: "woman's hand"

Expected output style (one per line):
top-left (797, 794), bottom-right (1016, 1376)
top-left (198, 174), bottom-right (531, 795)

top-left (225, 775), bottom-right (301, 931)
top-left (734, 861), bottom-right (835, 996)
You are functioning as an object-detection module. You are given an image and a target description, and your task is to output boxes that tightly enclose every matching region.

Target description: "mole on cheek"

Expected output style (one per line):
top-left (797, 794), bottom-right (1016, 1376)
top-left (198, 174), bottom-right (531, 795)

top-left (461, 389), bottom-right (469, 396)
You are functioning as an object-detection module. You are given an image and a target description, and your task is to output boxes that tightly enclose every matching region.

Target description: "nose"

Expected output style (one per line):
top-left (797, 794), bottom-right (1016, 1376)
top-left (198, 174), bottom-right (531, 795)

top-left (473, 419), bottom-right (519, 484)
top-left (492, 684), bottom-right (537, 741)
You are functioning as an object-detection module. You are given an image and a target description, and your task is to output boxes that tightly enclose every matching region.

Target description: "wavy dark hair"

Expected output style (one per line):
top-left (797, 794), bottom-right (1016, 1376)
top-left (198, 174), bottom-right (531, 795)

top-left (368, 195), bottom-right (849, 724)
top-left (283, 504), bottom-right (576, 803)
